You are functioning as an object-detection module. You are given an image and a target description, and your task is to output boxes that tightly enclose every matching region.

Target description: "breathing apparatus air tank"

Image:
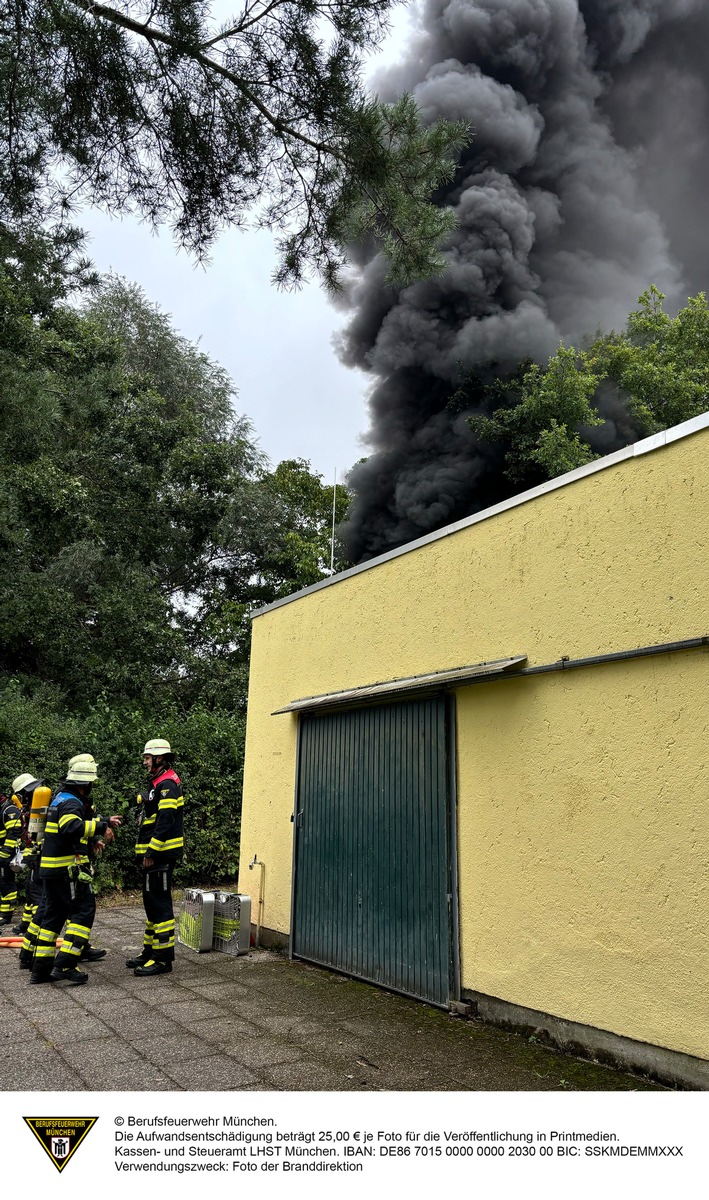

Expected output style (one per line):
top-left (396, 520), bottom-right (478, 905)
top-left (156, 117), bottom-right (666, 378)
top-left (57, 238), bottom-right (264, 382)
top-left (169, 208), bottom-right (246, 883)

top-left (28, 785), bottom-right (52, 841)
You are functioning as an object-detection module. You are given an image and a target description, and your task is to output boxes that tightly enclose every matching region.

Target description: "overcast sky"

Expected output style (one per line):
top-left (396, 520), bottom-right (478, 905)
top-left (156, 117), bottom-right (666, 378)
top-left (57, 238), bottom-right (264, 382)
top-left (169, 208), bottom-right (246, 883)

top-left (78, 7), bottom-right (415, 484)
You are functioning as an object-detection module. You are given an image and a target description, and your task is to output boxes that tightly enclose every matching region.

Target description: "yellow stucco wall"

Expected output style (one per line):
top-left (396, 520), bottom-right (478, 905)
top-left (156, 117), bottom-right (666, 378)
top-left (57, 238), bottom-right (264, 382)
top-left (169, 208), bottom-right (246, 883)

top-left (238, 426), bottom-right (708, 1059)
top-left (456, 654), bottom-right (707, 1059)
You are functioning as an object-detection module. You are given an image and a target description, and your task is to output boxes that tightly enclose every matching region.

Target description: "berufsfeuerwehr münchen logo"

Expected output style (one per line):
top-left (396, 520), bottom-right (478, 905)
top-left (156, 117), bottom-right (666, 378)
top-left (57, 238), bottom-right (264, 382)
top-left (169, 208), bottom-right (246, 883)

top-left (23, 1116), bottom-right (98, 1172)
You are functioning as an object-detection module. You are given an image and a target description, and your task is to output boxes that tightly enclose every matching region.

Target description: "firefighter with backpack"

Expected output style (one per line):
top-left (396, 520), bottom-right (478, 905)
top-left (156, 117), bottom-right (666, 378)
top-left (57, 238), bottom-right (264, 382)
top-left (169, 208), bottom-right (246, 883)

top-left (8, 774), bottom-right (51, 937)
top-left (29, 755), bottom-right (122, 985)
top-left (0, 783), bottom-right (25, 925)
top-left (18, 756), bottom-right (111, 971)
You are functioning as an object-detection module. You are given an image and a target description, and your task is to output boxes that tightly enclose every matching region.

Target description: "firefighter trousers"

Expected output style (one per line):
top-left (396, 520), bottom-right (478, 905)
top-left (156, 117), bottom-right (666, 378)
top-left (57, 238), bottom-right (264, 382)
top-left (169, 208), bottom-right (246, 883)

top-left (141, 863), bottom-right (175, 963)
top-left (20, 876), bottom-right (47, 966)
top-left (0, 861), bottom-right (18, 920)
top-left (18, 863), bottom-right (43, 934)
top-left (33, 875), bottom-right (96, 977)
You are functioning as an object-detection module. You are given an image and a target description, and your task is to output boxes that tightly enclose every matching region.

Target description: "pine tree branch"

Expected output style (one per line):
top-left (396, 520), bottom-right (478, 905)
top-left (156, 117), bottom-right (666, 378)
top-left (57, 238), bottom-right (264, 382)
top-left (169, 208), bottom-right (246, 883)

top-left (67, 0), bottom-right (339, 156)
top-left (199, 0), bottom-right (294, 45)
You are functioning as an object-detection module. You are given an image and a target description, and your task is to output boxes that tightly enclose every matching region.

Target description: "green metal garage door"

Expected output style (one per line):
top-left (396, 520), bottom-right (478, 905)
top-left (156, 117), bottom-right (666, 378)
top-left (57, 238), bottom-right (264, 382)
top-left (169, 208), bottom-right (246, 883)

top-left (291, 696), bottom-right (457, 1007)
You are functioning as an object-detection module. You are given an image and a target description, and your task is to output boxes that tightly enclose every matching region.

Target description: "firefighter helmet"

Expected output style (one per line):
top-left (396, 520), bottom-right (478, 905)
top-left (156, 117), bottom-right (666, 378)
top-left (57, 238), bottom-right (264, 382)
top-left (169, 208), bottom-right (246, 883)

top-left (67, 753), bottom-right (98, 772)
top-left (143, 739), bottom-right (172, 756)
top-left (66, 758), bottom-right (98, 784)
top-left (12, 773), bottom-right (41, 794)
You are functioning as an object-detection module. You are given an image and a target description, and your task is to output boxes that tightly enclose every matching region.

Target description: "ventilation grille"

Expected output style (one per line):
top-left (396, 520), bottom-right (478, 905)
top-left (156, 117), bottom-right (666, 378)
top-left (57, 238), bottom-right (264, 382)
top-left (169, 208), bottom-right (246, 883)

top-left (177, 888), bottom-right (215, 953)
top-left (212, 892), bottom-right (251, 955)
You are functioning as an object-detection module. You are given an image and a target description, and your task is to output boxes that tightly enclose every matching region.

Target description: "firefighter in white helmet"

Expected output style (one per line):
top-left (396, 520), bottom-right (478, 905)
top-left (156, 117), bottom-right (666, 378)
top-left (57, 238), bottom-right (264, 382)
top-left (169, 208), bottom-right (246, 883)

top-left (0, 775), bottom-right (31, 925)
top-left (126, 739), bottom-right (184, 976)
top-left (19, 755), bottom-right (110, 970)
top-left (10, 772), bottom-right (47, 937)
top-left (30, 756), bottom-right (122, 985)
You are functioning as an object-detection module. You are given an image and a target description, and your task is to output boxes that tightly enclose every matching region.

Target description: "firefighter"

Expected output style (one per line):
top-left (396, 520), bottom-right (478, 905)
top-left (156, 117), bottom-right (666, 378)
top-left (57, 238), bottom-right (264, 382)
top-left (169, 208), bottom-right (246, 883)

top-left (71, 753), bottom-right (113, 963)
top-left (11, 773), bottom-right (47, 937)
top-left (30, 757), bottom-right (122, 985)
top-left (126, 738), bottom-right (184, 976)
top-left (0, 783), bottom-right (25, 925)
top-left (19, 755), bottom-right (109, 970)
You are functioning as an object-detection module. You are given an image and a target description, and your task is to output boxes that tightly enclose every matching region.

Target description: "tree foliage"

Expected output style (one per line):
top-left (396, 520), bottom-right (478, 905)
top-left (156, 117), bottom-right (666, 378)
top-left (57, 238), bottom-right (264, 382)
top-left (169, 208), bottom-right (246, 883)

top-left (1, 0), bottom-right (468, 287)
top-left (470, 346), bottom-right (602, 484)
top-left (0, 236), bottom-right (351, 885)
top-left (469, 289), bottom-right (709, 487)
top-left (590, 286), bottom-right (709, 433)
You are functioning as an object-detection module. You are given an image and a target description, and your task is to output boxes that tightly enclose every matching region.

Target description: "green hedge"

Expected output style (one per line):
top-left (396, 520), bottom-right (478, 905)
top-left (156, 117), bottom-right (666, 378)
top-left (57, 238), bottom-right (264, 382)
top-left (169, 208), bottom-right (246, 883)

top-left (0, 679), bottom-right (245, 891)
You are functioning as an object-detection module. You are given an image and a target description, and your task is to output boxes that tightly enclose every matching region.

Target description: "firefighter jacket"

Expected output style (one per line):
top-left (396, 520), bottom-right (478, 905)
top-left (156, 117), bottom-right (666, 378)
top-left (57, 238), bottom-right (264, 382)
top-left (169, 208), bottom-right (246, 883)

top-left (39, 786), bottom-right (110, 879)
top-left (0, 795), bottom-right (22, 864)
top-left (135, 769), bottom-right (184, 863)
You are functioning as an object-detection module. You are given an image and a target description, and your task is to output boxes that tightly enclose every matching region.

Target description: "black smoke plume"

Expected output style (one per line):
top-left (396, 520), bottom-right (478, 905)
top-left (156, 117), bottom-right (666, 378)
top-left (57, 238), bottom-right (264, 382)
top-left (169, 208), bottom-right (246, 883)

top-left (338, 0), bottom-right (709, 562)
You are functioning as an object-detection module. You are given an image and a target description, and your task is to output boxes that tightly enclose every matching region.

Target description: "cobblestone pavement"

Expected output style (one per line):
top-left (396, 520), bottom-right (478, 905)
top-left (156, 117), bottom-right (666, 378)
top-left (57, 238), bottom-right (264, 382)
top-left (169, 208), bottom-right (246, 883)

top-left (0, 904), bottom-right (663, 1092)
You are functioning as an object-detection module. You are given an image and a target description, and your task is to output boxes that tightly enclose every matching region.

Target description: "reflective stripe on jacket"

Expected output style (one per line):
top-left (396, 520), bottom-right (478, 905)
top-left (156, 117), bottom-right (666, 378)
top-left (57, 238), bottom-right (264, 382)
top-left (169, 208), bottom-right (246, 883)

top-left (39, 789), bottom-right (109, 877)
top-left (0, 797), bottom-right (22, 863)
top-left (135, 769), bottom-right (184, 862)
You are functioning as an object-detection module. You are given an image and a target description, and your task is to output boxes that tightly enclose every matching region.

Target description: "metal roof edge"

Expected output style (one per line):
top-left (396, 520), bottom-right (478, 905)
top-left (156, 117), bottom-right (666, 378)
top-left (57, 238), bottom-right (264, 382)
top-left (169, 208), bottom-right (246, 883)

top-left (251, 409), bottom-right (709, 619)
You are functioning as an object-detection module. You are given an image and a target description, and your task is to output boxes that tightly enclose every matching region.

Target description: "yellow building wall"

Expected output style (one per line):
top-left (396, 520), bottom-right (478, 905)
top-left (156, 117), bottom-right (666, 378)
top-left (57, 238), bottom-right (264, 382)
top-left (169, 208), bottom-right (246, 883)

top-left (455, 654), bottom-right (708, 1060)
top-left (238, 428), bottom-right (708, 1059)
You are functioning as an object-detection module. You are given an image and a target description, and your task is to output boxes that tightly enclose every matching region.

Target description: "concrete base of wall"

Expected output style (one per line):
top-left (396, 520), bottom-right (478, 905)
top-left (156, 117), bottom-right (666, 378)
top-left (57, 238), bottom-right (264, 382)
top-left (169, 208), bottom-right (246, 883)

top-left (462, 989), bottom-right (709, 1090)
top-left (251, 923), bottom-right (289, 952)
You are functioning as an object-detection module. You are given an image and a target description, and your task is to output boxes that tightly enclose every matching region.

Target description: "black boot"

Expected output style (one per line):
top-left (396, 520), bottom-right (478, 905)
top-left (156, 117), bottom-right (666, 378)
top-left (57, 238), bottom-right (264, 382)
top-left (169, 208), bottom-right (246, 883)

top-left (0, 914), bottom-right (12, 926)
top-left (81, 947), bottom-right (107, 962)
top-left (19, 949), bottom-right (33, 970)
top-left (50, 965), bottom-right (89, 985)
top-left (29, 969), bottom-right (53, 984)
top-left (134, 959), bottom-right (172, 976)
top-left (126, 952), bottom-right (150, 968)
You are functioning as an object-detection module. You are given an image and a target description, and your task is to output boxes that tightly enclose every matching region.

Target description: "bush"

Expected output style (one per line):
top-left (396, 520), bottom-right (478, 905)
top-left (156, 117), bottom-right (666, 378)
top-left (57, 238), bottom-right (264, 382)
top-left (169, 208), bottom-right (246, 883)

top-left (0, 679), bottom-right (246, 891)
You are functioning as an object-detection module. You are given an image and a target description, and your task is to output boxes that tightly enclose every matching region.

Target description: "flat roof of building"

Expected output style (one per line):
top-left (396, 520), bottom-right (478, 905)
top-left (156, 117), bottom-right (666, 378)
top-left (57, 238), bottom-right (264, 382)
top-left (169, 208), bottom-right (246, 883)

top-left (252, 409), bottom-right (709, 618)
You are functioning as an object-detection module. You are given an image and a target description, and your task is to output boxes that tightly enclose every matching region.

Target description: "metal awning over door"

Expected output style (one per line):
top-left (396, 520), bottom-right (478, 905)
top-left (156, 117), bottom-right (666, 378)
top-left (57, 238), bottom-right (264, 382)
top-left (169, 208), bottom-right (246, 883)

top-left (274, 655), bottom-right (526, 714)
top-left (291, 695), bottom-right (457, 1007)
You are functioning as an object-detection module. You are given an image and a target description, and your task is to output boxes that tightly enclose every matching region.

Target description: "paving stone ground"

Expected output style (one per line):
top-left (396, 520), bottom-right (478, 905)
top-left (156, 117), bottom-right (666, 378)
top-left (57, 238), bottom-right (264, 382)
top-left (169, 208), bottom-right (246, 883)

top-left (0, 903), bottom-right (664, 1092)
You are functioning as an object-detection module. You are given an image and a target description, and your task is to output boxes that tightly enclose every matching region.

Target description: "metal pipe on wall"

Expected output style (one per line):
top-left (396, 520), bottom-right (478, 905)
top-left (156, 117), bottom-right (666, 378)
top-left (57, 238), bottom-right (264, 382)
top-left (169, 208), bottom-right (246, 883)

top-left (248, 854), bottom-right (266, 947)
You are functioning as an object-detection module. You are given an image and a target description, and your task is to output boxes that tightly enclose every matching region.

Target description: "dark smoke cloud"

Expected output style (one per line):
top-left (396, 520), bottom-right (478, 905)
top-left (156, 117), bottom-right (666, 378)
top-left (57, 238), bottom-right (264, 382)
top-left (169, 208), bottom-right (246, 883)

top-left (338, 0), bottom-right (708, 562)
